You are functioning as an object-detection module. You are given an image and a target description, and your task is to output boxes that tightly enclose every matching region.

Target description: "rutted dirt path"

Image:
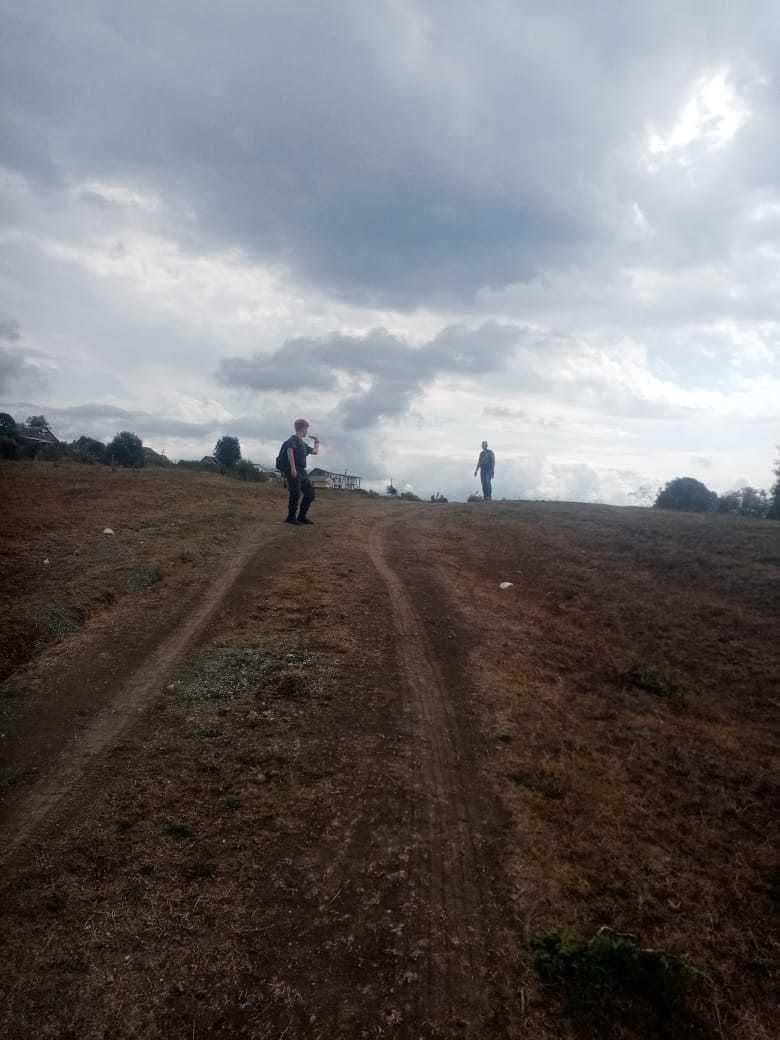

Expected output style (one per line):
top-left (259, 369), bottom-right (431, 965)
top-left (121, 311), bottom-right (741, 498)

top-left (368, 515), bottom-right (511, 1031)
top-left (0, 501), bottom-right (517, 1039)
top-left (1, 524), bottom-right (286, 863)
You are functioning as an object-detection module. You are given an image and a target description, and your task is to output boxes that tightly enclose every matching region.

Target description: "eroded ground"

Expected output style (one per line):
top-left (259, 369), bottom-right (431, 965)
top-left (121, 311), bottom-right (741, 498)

top-left (1, 464), bottom-right (778, 1039)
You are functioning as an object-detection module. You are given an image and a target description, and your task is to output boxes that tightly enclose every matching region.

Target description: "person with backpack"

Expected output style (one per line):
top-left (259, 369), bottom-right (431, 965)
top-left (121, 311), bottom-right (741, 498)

top-left (474, 440), bottom-right (495, 500)
top-left (276, 419), bottom-right (319, 525)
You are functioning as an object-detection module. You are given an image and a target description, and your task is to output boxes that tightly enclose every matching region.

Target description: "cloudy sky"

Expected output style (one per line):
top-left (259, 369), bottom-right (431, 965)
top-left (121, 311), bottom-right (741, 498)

top-left (2, 1), bottom-right (779, 501)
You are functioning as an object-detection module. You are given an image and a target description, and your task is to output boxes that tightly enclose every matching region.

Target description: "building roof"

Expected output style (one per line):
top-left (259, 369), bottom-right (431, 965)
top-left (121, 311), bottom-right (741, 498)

top-left (15, 426), bottom-right (59, 446)
top-left (143, 446), bottom-right (171, 466)
top-left (309, 467), bottom-right (362, 480)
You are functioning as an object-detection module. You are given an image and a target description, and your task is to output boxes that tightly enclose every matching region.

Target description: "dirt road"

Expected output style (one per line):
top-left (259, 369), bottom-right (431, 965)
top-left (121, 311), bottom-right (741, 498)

top-left (0, 523), bottom-right (286, 861)
top-left (1, 499), bottom-right (517, 1039)
top-left (2, 476), bottom-right (777, 1039)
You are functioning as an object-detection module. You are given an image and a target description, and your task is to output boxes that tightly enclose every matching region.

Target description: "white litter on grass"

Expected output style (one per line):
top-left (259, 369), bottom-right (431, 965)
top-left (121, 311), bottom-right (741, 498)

top-left (43, 558), bottom-right (50, 565)
top-left (499, 581), bottom-right (514, 589)
top-left (103, 528), bottom-right (115, 535)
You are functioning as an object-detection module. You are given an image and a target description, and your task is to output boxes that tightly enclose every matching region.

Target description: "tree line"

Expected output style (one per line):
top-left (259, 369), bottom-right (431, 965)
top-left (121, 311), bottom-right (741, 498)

top-left (0, 413), bottom-right (270, 483)
top-left (654, 461), bottom-right (780, 520)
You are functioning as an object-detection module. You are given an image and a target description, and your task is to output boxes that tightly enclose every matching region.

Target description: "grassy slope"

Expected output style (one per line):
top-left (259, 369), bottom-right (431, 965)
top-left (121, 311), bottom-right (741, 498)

top-left (1, 464), bottom-right (778, 1038)
top-left (416, 501), bottom-right (779, 1037)
top-left (0, 461), bottom-right (282, 682)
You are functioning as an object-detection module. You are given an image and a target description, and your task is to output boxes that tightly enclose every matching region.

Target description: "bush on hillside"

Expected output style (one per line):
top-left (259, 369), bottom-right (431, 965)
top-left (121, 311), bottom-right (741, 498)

top-left (399, 491), bottom-right (421, 501)
top-left (109, 431), bottom-right (144, 468)
top-left (176, 459), bottom-right (214, 472)
top-left (70, 435), bottom-right (108, 464)
top-left (467, 493), bottom-right (482, 502)
top-left (768, 455), bottom-right (780, 520)
top-left (386, 484), bottom-right (398, 496)
top-left (717, 486), bottom-right (768, 518)
top-left (654, 477), bottom-right (717, 513)
top-left (0, 412), bottom-right (15, 438)
top-left (228, 460), bottom-right (266, 482)
top-left (214, 435), bottom-right (241, 468)
top-left (0, 436), bottom-right (20, 460)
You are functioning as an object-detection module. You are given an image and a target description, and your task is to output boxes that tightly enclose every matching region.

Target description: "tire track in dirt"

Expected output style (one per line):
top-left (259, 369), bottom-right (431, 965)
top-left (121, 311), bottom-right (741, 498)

top-left (1, 524), bottom-right (286, 865)
top-left (368, 513), bottom-right (504, 1032)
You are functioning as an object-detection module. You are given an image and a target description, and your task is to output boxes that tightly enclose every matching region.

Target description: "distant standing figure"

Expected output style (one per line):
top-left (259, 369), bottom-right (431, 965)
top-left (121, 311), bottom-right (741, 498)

top-left (279, 418), bottom-right (319, 525)
top-left (474, 440), bottom-right (495, 500)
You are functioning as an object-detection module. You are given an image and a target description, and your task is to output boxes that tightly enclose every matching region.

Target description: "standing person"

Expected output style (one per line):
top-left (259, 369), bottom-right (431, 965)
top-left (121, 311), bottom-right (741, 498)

top-left (279, 419), bottom-right (319, 525)
top-left (474, 440), bottom-right (495, 500)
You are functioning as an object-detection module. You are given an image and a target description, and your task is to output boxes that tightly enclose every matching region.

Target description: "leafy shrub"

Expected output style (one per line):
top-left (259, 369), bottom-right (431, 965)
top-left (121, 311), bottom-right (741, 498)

top-left (0, 435), bottom-right (20, 460)
top-left (467, 493), bottom-right (482, 502)
top-left (766, 455), bottom-right (779, 520)
top-left (717, 485), bottom-right (768, 518)
top-left (229, 459), bottom-right (264, 482)
top-left (399, 491), bottom-right (421, 501)
top-left (176, 459), bottom-right (214, 472)
top-left (654, 477), bottom-right (717, 513)
top-left (109, 431), bottom-right (144, 468)
top-left (386, 484), bottom-right (398, 496)
top-left (0, 412), bottom-right (15, 438)
top-left (70, 435), bottom-right (108, 464)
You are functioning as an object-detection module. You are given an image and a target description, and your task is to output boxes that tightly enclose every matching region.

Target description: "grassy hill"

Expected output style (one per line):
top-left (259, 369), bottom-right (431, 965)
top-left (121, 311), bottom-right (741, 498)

top-left (1, 461), bottom-right (777, 1039)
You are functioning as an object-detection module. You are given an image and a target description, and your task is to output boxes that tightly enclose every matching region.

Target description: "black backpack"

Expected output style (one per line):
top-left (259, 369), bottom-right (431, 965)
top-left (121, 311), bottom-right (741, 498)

top-left (275, 441), bottom-right (290, 472)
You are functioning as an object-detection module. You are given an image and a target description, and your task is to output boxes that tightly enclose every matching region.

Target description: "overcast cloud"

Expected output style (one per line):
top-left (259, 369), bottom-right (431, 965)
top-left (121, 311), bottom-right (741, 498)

top-left (1, 1), bottom-right (778, 501)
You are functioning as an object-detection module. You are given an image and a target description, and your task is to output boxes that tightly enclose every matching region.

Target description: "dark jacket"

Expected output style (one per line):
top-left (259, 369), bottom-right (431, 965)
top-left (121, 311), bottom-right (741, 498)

top-left (280, 435), bottom-right (314, 473)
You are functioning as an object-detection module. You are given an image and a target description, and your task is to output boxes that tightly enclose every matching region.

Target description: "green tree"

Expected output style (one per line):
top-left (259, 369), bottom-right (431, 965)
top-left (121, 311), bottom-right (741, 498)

top-left (109, 431), bottom-right (144, 468)
top-left (386, 483), bottom-right (397, 496)
top-left (214, 435), bottom-right (241, 468)
top-left (717, 486), bottom-right (769, 518)
top-left (25, 414), bottom-right (50, 432)
top-left (716, 491), bottom-right (740, 515)
top-left (767, 454), bottom-right (780, 520)
top-left (0, 412), bottom-right (16, 438)
top-left (735, 486), bottom-right (768, 518)
top-left (71, 435), bottom-right (108, 463)
top-left (654, 477), bottom-right (717, 513)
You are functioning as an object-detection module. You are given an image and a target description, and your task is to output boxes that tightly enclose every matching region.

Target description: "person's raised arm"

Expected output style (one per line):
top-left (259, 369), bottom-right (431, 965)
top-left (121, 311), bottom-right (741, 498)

top-left (312, 436), bottom-right (320, 455)
top-left (474, 453), bottom-right (481, 477)
top-left (287, 446), bottom-right (297, 479)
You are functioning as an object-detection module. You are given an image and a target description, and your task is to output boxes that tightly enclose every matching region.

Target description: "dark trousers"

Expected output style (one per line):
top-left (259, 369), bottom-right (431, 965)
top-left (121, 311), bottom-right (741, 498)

top-left (480, 469), bottom-right (493, 499)
top-left (287, 473), bottom-right (315, 519)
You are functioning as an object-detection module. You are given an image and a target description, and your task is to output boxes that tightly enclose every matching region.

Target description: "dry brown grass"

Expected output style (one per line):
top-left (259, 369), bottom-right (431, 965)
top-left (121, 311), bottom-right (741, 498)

top-left (0, 460), bottom-right (285, 681)
top-left (408, 501), bottom-right (779, 1038)
top-left (0, 473), bottom-right (777, 1039)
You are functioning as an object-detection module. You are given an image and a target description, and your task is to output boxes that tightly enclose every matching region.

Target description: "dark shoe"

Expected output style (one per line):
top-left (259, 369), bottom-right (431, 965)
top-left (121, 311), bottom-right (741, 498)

top-left (298, 517), bottom-right (314, 525)
top-left (284, 517), bottom-right (300, 525)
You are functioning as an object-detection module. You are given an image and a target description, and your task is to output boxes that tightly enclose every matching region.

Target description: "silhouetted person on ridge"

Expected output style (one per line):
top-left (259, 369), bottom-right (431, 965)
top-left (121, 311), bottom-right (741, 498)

top-left (474, 440), bottom-right (495, 500)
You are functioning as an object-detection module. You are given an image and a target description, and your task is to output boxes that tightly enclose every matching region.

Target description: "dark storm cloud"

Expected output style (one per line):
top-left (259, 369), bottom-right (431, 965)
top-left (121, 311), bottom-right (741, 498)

top-left (218, 321), bottom-right (522, 428)
top-left (4, 2), bottom-right (778, 305)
